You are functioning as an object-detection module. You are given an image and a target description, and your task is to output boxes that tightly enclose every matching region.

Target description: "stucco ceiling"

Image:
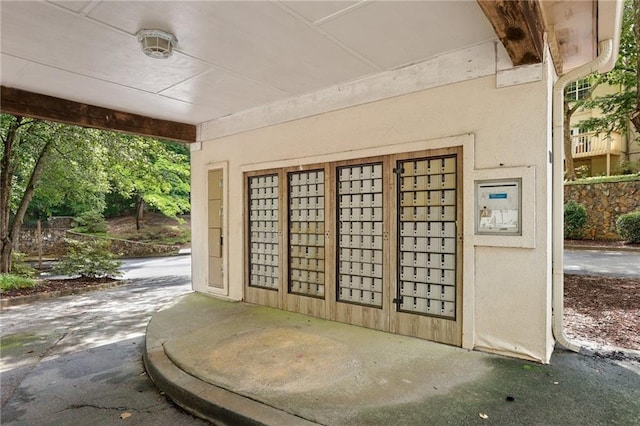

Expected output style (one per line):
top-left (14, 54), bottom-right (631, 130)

top-left (0, 1), bottom-right (613, 128)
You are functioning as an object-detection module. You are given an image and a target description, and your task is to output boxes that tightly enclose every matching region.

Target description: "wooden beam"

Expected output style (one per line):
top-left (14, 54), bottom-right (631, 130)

top-left (0, 86), bottom-right (196, 143)
top-left (477, 0), bottom-right (545, 66)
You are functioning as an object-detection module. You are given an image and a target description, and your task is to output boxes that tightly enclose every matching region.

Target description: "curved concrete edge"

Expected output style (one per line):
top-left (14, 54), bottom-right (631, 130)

top-left (143, 320), bottom-right (318, 426)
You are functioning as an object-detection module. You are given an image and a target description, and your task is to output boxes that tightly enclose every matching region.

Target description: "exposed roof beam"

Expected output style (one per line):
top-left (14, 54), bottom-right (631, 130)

top-left (0, 86), bottom-right (196, 143)
top-left (477, 0), bottom-right (545, 66)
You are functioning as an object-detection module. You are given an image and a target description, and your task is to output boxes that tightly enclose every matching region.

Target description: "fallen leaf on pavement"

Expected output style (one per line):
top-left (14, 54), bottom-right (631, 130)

top-left (120, 412), bottom-right (132, 420)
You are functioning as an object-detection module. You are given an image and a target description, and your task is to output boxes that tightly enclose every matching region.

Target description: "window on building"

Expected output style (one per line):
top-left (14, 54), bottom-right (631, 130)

top-left (566, 79), bottom-right (591, 101)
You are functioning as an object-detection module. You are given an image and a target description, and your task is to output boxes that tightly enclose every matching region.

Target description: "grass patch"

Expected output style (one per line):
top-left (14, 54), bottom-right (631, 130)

top-left (0, 274), bottom-right (37, 292)
top-left (565, 174), bottom-right (640, 185)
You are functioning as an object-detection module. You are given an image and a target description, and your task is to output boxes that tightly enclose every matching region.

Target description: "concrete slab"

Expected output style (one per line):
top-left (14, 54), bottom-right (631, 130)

top-left (145, 293), bottom-right (640, 425)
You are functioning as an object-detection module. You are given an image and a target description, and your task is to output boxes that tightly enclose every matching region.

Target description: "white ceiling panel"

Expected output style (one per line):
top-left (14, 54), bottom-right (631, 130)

top-left (1, 2), bottom-right (209, 93)
top-left (160, 68), bottom-right (293, 118)
top-left (87, 1), bottom-right (376, 93)
top-left (48, 1), bottom-right (95, 14)
top-left (1, 53), bottom-right (213, 124)
top-left (280, 1), bottom-right (360, 23)
top-left (0, 1), bottom-right (608, 130)
top-left (319, 1), bottom-right (497, 69)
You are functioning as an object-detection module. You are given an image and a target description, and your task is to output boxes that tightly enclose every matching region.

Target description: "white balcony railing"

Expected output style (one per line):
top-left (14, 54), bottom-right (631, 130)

top-left (571, 132), bottom-right (622, 158)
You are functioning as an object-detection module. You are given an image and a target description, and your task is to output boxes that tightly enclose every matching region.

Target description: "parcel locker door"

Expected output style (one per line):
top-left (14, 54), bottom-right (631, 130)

top-left (333, 161), bottom-right (389, 331)
top-left (390, 150), bottom-right (462, 347)
top-left (244, 172), bottom-right (282, 309)
top-left (208, 169), bottom-right (225, 290)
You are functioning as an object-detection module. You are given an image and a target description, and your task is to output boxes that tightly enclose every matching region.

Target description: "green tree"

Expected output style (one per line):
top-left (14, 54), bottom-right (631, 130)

top-left (1, 113), bottom-right (190, 273)
top-left (1, 115), bottom-right (112, 272)
top-left (577, 0), bottom-right (640, 140)
top-left (107, 135), bottom-right (190, 230)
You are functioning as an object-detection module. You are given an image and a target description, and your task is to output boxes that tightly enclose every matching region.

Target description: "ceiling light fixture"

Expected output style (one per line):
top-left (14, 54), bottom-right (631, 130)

top-left (136, 29), bottom-right (177, 59)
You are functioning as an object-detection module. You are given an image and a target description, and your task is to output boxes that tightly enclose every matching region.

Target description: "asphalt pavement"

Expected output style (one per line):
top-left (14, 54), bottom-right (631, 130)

top-left (564, 248), bottom-right (640, 277)
top-left (0, 256), bottom-right (205, 425)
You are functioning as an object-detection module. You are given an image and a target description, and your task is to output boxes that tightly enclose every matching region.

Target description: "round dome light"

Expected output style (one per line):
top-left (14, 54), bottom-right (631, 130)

top-left (136, 29), bottom-right (177, 59)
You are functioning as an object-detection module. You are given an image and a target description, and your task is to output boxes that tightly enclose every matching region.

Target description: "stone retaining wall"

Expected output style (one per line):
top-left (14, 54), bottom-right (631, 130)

top-left (16, 228), bottom-right (179, 258)
top-left (564, 177), bottom-right (640, 240)
top-left (65, 231), bottom-right (179, 257)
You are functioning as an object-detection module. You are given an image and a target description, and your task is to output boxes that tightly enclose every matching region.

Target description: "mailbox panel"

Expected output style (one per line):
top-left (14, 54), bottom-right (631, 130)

top-left (396, 155), bottom-right (457, 319)
top-left (248, 174), bottom-right (279, 290)
top-left (336, 163), bottom-right (384, 308)
top-left (288, 170), bottom-right (326, 298)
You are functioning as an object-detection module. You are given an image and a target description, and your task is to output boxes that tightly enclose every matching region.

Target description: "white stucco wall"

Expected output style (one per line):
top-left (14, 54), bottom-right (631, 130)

top-left (191, 58), bottom-right (555, 362)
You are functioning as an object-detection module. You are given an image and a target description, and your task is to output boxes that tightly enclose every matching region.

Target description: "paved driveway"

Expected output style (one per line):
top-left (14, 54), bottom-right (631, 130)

top-left (0, 256), bottom-right (206, 425)
top-left (564, 248), bottom-right (640, 277)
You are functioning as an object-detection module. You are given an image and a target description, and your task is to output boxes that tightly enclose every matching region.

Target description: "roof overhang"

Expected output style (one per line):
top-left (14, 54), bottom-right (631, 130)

top-left (0, 1), bottom-right (623, 141)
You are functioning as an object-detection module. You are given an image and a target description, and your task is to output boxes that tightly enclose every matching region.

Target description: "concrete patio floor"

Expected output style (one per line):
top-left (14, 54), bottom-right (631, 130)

top-left (144, 293), bottom-right (640, 425)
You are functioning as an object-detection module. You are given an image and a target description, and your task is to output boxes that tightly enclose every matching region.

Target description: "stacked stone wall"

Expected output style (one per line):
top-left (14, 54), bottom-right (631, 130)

top-left (16, 226), bottom-right (179, 258)
top-left (564, 178), bottom-right (640, 240)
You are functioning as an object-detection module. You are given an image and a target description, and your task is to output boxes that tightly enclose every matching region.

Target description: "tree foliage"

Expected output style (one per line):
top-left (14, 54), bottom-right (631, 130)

top-left (564, 0), bottom-right (639, 180)
top-left (576, 0), bottom-right (639, 138)
top-left (1, 113), bottom-right (190, 273)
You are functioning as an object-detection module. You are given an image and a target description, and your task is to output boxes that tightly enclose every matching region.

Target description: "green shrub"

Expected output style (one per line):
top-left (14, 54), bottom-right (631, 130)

top-left (10, 251), bottom-right (36, 278)
top-left (564, 200), bottom-right (588, 239)
top-left (53, 239), bottom-right (122, 279)
top-left (616, 211), bottom-right (640, 243)
top-left (0, 273), bottom-right (37, 292)
top-left (73, 210), bottom-right (109, 234)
